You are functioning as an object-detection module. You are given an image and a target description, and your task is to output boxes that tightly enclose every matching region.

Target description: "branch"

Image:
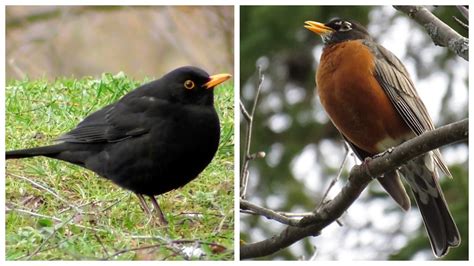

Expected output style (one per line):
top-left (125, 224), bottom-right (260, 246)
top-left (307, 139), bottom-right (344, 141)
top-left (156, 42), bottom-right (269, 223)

top-left (240, 67), bottom-right (265, 198)
top-left (240, 199), bottom-right (301, 226)
top-left (394, 6), bottom-right (468, 61)
top-left (456, 6), bottom-right (468, 20)
top-left (240, 118), bottom-right (468, 259)
top-left (453, 6), bottom-right (469, 30)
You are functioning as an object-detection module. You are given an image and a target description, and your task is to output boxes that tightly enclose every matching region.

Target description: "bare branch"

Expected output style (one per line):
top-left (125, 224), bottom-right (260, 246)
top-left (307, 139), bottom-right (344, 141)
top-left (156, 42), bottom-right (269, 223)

top-left (240, 101), bottom-right (251, 122)
top-left (240, 67), bottom-right (265, 198)
top-left (453, 16), bottom-right (468, 31)
top-left (456, 6), bottom-right (469, 20)
top-left (317, 147), bottom-right (350, 210)
top-left (394, 6), bottom-right (468, 61)
top-left (240, 118), bottom-right (468, 259)
top-left (240, 199), bottom-right (301, 226)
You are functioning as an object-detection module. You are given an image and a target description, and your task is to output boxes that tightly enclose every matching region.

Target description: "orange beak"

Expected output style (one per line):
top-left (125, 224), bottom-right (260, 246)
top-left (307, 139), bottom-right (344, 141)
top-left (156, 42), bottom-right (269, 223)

top-left (203, 73), bottom-right (232, 89)
top-left (304, 21), bottom-right (335, 36)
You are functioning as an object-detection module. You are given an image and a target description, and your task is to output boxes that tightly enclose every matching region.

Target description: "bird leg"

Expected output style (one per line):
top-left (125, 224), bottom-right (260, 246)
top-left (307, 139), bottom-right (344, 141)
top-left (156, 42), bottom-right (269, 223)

top-left (149, 195), bottom-right (168, 225)
top-left (136, 194), bottom-right (152, 215)
top-left (372, 147), bottom-right (394, 159)
top-left (362, 157), bottom-right (376, 179)
top-left (362, 147), bottom-right (395, 178)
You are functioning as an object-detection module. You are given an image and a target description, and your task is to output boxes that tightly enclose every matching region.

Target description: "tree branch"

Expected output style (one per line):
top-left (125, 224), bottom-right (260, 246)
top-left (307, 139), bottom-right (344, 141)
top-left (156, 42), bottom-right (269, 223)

top-left (240, 199), bottom-right (301, 226)
top-left (394, 5), bottom-right (468, 61)
top-left (240, 67), bottom-right (265, 198)
top-left (240, 118), bottom-right (468, 259)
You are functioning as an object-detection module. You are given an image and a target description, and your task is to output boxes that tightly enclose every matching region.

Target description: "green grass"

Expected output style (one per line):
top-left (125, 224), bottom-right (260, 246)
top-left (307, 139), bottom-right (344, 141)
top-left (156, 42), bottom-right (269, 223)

top-left (5, 72), bottom-right (234, 260)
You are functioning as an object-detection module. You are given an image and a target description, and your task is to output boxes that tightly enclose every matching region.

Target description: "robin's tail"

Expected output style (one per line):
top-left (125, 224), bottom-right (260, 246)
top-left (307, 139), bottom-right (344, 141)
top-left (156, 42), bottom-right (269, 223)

top-left (6, 144), bottom-right (66, 159)
top-left (400, 154), bottom-right (460, 258)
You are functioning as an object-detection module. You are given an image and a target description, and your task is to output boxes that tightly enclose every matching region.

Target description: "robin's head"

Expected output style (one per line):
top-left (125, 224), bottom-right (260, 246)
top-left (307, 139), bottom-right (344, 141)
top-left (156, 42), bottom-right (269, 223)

top-left (304, 18), bottom-right (371, 45)
top-left (157, 66), bottom-right (231, 106)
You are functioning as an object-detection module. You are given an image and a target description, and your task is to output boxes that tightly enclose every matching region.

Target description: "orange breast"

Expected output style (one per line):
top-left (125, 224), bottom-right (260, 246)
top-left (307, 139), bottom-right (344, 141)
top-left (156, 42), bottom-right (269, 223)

top-left (316, 40), bottom-right (412, 154)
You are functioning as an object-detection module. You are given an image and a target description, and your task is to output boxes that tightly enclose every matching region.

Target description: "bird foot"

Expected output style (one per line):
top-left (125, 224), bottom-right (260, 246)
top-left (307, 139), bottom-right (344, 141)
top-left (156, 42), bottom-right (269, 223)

top-left (136, 194), bottom-right (168, 226)
top-left (149, 195), bottom-right (169, 226)
top-left (362, 148), bottom-right (394, 178)
top-left (373, 147), bottom-right (394, 159)
top-left (362, 157), bottom-right (376, 179)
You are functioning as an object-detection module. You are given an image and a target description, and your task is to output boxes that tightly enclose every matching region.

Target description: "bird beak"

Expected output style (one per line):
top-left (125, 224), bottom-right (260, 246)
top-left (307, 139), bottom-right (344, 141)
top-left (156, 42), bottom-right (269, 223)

top-left (304, 21), bottom-right (335, 36)
top-left (203, 73), bottom-right (232, 89)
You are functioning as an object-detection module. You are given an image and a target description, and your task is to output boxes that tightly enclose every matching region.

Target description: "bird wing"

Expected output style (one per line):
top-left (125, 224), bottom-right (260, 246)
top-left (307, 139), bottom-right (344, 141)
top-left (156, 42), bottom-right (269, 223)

top-left (370, 42), bottom-right (451, 177)
top-left (57, 96), bottom-right (156, 143)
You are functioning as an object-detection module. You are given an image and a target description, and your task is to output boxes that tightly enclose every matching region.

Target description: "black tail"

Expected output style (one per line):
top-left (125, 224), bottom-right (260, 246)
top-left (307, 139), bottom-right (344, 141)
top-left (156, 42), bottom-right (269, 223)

top-left (6, 144), bottom-right (66, 159)
top-left (412, 183), bottom-right (460, 257)
top-left (401, 155), bottom-right (460, 257)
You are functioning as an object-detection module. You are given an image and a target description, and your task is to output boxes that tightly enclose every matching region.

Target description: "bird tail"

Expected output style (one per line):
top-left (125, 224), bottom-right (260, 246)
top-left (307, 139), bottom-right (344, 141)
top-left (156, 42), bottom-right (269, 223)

top-left (400, 153), bottom-right (460, 258)
top-left (6, 144), bottom-right (66, 159)
top-left (378, 170), bottom-right (411, 211)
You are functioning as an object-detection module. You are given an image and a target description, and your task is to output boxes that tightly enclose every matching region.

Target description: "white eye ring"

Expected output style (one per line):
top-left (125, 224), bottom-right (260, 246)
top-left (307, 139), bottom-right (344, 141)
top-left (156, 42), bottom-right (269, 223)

top-left (339, 21), bottom-right (352, 32)
top-left (184, 80), bottom-right (195, 90)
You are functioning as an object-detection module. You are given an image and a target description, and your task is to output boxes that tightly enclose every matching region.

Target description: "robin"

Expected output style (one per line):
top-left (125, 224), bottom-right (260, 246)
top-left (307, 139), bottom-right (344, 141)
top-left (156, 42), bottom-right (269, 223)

top-left (304, 19), bottom-right (459, 257)
top-left (6, 66), bottom-right (231, 225)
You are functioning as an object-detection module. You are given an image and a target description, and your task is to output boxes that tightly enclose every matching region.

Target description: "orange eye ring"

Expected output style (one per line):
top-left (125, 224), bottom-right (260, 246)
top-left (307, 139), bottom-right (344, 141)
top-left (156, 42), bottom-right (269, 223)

top-left (184, 80), bottom-right (195, 90)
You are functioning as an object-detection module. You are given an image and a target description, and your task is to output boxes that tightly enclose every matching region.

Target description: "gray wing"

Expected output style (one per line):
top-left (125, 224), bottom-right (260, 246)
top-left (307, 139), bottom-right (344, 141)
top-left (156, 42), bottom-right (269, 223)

top-left (368, 41), bottom-right (451, 177)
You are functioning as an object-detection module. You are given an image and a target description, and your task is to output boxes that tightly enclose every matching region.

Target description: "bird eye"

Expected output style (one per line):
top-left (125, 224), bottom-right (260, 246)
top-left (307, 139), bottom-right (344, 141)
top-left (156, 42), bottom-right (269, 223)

top-left (184, 80), bottom-right (195, 90)
top-left (339, 21), bottom-right (352, 32)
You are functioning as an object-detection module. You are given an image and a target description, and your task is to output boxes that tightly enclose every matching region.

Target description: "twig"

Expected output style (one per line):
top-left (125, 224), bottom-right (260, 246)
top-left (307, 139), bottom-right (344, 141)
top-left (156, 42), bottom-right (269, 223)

top-left (26, 213), bottom-right (77, 260)
top-left (240, 66), bottom-right (265, 198)
top-left (456, 6), bottom-right (468, 20)
top-left (240, 199), bottom-right (301, 226)
top-left (453, 16), bottom-right (468, 30)
top-left (317, 147), bottom-right (350, 211)
top-left (240, 118), bottom-right (468, 259)
top-left (243, 209), bottom-right (313, 218)
top-left (394, 5), bottom-right (468, 61)
top-left (240, 101), bottom-right (251, 122)
top-left (8, 172), bottom-right (81, 212)
top-left (129, 235), bottom-right (169, 240)
top-left (105, 239), bottom-right (227, 260)
top-left (215, 214), bottom-right (228, 233)
top-left (100, 193), bottom-right (129, 212)
top-left (6, 206), bottom-right (107, 233)
top-left (14, 238), bottom-right (71, 260)
top-left (94, 233), bottom-right (111, 258)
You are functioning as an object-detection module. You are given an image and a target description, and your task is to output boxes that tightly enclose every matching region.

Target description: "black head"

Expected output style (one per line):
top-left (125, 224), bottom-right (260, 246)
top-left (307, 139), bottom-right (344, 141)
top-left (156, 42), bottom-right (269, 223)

top-left (305, 18), bottom-right (371, 45)
top-left (155, 66), bottom-right (231, 106)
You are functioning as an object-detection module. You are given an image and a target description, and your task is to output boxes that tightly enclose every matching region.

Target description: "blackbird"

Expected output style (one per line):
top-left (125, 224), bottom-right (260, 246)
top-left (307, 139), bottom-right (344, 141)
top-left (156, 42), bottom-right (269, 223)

top-left (6, 66), bottom-right (231, 224)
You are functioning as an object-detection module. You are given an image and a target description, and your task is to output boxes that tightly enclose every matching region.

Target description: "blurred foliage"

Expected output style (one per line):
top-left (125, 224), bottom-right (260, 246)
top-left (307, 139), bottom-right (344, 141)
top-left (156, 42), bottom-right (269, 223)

top-left (240, 6), bottom-right (468, 260)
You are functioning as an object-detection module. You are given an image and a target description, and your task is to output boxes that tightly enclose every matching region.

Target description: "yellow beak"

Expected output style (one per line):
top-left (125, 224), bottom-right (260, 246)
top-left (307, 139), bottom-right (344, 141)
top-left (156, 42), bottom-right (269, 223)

top-left (203, 73), bottom-right (232, 89)
top-left (304, 21), bottom-right (335, 35)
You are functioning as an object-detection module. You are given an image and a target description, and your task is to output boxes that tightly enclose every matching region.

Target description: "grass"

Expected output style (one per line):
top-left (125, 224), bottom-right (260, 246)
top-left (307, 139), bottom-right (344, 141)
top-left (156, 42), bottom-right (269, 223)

top-left (5, 72), bottom-right (234, 260)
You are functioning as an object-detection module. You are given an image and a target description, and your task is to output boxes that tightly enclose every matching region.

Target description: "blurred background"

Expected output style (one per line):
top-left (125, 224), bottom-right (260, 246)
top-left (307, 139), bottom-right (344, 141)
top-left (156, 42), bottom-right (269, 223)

top-left (240, 6), bottom-right (468, 260)
top-left (6, 6), bottom-right (233, 80)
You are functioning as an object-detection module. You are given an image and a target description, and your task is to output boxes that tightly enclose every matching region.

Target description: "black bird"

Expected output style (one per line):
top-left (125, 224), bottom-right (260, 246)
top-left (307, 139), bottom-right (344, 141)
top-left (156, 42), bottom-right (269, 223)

top-left (6, 66), bottom-right (231, 225)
